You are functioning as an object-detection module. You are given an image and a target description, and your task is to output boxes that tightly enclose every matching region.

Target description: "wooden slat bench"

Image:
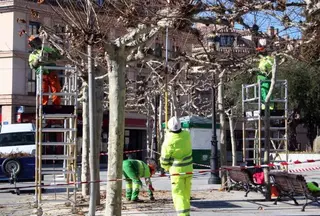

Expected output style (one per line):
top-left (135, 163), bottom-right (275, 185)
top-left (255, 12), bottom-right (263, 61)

top-left (222, 166), bottom-right (265, 197)
top-left (270, 171), bottom-right (320, 211)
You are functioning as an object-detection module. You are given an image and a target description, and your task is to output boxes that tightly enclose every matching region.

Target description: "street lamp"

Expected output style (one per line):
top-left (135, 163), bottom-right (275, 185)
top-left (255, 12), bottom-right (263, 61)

top-left (208, 77), bottom-right (221, 184)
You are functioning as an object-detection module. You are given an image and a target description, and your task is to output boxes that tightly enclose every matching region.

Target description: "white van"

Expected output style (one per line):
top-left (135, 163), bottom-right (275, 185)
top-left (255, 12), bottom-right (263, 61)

top-left (0, 123), bottom-right (35, 155)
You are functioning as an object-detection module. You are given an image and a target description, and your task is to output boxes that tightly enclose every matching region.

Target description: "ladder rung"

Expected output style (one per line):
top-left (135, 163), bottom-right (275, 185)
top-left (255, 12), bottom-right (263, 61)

top-left (41, 168), bottom-right (73, 172)
top-left (41, 170), bottom-right (75, 175)
top-left (42, 66), bottom-right (76, 71)
top-left (270, 116), bottom-right (287, 119)
top-left (42, 185), bottom-right (75, 189)
top-left (41, 155), bottom-right (76, 160)
top-left (271, 138), bottom-right (287, 141)
top-left (245, 116), bottom-right (287, 120)
top-left (269, 149), bottom-right (287, 152)
top-left (41, 142), bottom-right (76, 146)
top-left (245, 138), bottom-right (287, 141)
top-left (272, 99), bottom-right (287, 102)
top-left (243, 98), bottom-right (259, 102)
top-left (40, 199), bottom-right (74, 203)
top-left (42, 114), bottom-right (76, 119)
top-left (42, 92), bottom-right (77, 96)
top-left (271, 160), bottom-right (287, 163)
top-left (243, 158), bottom-right (263, 161)
top-left (245, 127), bottom-right (286, 131)
top-left (41, 128), bottom-right (76, 133)
top-left (41, 177), bottom-right (66, 182)
top-left (245, 148), bottom-right (265, 150)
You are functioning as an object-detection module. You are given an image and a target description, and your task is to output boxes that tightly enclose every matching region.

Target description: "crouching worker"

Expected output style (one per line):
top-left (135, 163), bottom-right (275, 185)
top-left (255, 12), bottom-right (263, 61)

top-left (122, 159), bottom-right (156, 202)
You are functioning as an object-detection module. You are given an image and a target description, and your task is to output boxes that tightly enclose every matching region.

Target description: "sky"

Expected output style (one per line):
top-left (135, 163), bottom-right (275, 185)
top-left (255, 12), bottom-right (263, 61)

top-left (200, 0), bottom-right (305, 39)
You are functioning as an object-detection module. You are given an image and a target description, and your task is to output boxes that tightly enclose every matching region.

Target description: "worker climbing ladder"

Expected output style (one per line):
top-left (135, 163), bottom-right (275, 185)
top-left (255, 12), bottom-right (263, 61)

top-left (242, 80), bottom-right (288, 166)
top-left (34, 65), bottom-right (78, 213)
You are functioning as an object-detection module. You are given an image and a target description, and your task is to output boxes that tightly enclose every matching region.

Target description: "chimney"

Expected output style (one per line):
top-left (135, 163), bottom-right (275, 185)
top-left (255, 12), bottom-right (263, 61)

top-left (268, 26), bottom-right (275, 37)
top-left (275, 28), bottom-right (279, 36)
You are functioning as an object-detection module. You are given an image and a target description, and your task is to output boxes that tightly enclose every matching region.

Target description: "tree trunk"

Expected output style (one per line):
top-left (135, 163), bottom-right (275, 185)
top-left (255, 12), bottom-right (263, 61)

top-left (105, 51), bottom-right (126, 216)
top-left (152, 95), bottom-right (158, 160)
top-left (288, 110), bottom-right (299, 151)
top-left (170, 85), bottom-right (180, 117)
top-left (81, 81), bottom-right (90, 196)
top-left (226, 109), bottom-right (237, 166)
top-left (218, 70), bottom-right (227, 185)
top-left (88, 43), bottom-right (98, 216)
top-left (94, 65), bottom-right (105, 205)
top-left (146, 101), bottom-right (152, 158)
top-left (159, 95), bottom-right (164, 143)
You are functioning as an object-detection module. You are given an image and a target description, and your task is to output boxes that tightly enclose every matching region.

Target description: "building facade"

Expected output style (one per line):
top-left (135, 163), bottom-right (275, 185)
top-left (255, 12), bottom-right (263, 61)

top-left (0, 0), bottom-right (66, 124)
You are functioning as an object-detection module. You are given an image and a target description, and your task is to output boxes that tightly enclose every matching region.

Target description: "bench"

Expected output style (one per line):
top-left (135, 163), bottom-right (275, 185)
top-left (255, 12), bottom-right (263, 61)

top-left (270, 171), bottom-right (320, 211)
top-left (222, 166), bottom-right (265, 197)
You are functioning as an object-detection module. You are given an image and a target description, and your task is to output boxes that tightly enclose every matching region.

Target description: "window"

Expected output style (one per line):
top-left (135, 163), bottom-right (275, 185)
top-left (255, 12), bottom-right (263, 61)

top-left (28, 22), bottom-right (40, 96)
top-left (0, 132), bottom-right (35, 147)
top-left (220, 35), bottom-right (235, 47)
top-left (28, 69), bottom-right (36, 96)
top-left (28, 21), bottom-right (40, 37)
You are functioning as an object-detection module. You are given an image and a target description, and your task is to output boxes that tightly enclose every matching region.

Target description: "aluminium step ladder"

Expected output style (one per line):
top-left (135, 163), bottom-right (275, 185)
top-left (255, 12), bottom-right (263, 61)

top-left (242, 80), bottom-right (288, 167)
top-left (35, 65), bottom-right (78, 212)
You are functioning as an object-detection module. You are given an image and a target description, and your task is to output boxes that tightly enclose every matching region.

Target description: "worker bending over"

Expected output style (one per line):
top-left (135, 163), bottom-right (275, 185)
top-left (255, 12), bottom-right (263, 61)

top-left (122, 159), bottom-right (156, 202)
top-left (160, 116), bottom-right (193, 216)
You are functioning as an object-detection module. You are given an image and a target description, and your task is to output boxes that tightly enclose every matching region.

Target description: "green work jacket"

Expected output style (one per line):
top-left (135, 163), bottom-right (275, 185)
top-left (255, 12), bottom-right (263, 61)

top-left (28, 46), bottom-right (61, 74)
top-left (258, 55), bottom-right (274, 75)
top-left (160, 130), bottom-right (193, 174)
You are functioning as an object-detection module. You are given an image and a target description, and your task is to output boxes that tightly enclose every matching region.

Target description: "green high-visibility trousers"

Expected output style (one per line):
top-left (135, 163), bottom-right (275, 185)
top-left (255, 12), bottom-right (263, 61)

top-left (171, 175), bottom-right (192, 216)
top-left (257, 74), bottom-right (274, 110)
top-left (123, 161), bottom-right (142, 201)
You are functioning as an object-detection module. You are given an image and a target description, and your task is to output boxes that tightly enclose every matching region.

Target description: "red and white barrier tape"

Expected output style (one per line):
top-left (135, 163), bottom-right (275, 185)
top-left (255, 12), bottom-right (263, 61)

top-left (192, 163), bottom-right (211, 168)
top-left (288, 166), bottom-right (320, 173)
top-left (246, 158), bottom-right (320, 169)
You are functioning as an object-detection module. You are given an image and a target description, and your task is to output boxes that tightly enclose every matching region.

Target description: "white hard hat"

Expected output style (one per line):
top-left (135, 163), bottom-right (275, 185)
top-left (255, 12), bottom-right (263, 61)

top-left (168, 116), bottom-right (181, 132)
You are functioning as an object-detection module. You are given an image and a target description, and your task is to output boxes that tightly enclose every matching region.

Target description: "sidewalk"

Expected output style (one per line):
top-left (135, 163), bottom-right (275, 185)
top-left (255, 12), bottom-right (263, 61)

top-left (1, 170), bottom-right (319, 215)
top-left (109, 172), bottom-right (320, 216)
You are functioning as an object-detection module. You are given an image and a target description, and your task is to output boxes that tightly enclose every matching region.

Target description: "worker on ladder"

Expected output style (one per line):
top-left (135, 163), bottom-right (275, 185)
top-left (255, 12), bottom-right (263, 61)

top-left (256, 46), bottom-right (274, 110)
top-left (28, 35), bottom-right (62, 106)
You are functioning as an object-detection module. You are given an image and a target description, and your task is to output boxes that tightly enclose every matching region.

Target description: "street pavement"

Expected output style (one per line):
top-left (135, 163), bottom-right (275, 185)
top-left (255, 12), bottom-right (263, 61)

top-left (117, 170), bottom-right (320, 216)
top-left (0, 167), bottom-right (319, 215)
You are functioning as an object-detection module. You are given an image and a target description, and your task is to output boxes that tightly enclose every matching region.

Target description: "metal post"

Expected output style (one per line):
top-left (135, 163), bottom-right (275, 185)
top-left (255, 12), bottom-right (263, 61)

top-left (88, 43), bottom-right (97, 216)
top-left (284, 80), bottom-right (288, 169)
top-left (208, 75), bottom-right (221, 184)
top-left (165, 26), bottom-right (169, 124)
top-left (242, 84), bottom-right (246, 162)
top-left (153, 95), bottom-right (159, 160)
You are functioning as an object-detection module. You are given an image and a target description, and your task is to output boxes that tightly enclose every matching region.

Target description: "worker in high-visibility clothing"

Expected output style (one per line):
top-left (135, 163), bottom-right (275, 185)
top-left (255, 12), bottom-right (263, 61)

top-left (122, 159), bottom-right (156, 202)
top-left (256, 46), bottom-right (274, 110)
top-left (160, 116), bottom-right (193, 216)
top-left (28, 35), bottom-right (62, 105)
